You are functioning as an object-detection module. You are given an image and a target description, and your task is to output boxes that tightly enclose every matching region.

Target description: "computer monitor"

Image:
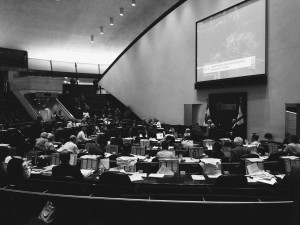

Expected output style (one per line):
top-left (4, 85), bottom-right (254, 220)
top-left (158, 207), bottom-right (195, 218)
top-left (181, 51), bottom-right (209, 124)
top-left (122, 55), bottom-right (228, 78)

top-left (156, 133), bottom-right (164, 140)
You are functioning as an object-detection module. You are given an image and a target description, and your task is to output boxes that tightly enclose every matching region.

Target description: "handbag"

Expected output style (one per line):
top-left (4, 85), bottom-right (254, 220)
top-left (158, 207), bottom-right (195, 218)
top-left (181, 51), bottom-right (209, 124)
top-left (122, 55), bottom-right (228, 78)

top-left (38, 200), bottom-right (57, 223)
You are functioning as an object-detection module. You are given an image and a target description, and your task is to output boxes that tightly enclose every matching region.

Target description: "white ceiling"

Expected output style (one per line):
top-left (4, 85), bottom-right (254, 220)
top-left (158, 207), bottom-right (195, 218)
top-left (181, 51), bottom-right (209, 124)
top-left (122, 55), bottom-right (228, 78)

top-left (0, 0), bottom-right (180, 69)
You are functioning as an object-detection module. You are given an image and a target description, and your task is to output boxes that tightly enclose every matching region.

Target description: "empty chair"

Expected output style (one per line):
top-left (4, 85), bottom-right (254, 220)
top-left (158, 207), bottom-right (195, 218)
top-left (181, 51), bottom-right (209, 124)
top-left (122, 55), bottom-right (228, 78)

top-left (188, 147), bottom-right (204, 159)
top-left (215, 174), bottom-right (247, 187)
top-left (131, 145), bottom-right (145, 155)
top-left (106, 144), bottom-right (119, 154)
top-left (99, 171), bottom-right (131, 186)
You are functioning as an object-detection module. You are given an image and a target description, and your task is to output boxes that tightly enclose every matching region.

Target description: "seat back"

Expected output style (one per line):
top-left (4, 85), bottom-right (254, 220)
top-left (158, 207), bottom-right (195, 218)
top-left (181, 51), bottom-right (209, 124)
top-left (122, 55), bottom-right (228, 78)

top-left (268, 143), bottom-right (278, 154)
top-left (131, 146), bottom-right (146, 156)
top-left (188, 147), bottom-right (204, 159)
top-left (106, 145), bottom-right (119, 154)
top-left (215, 174), bottom-right (247, 187)
top-left (100, 171), bottom-right (132, 186)
top-left (158, 159), bottom-right (179, 174)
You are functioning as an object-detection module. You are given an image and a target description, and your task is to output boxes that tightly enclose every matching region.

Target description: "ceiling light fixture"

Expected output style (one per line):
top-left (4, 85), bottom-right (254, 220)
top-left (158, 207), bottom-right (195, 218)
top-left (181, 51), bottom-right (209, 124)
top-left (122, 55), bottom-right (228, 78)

top-left (132, 0), bottom-right (136, 7)
top-left (90, 35), bottom-right (94, 43)
top-left (120, 7), bottom-right (124, 16)
top-left (110, 17), bottom-right (114, 26)
top-left (100, 26), bottom-right (104, 34)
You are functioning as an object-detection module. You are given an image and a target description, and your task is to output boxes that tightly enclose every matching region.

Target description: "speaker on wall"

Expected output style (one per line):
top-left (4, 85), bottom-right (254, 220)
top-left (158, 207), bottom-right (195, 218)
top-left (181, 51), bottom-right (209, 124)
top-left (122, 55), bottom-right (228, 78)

top-left (0, 47), bottom-right (28, 69)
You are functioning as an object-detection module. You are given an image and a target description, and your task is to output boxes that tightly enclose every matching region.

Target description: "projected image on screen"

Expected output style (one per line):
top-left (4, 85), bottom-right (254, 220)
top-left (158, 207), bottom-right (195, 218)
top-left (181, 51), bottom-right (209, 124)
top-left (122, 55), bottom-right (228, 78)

top-left (196, 0), bottom-right (266, 83)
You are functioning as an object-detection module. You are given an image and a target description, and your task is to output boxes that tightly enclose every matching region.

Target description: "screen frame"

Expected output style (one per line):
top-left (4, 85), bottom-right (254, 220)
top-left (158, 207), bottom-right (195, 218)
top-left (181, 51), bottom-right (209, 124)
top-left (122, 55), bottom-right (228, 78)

top-left (195, 0), bottom-right (267, 89)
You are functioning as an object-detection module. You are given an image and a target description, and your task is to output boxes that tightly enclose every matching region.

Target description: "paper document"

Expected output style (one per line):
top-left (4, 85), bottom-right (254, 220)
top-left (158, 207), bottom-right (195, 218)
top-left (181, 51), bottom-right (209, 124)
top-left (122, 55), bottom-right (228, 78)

top-left (207, 174), bottom-right (222, 178)
top-left (149, 174), bottom-right (164, 178)
top-left (80, 169), bottom-right (94, 178)
top-left (200, 158), bottom-right (221, 166)
top-left (129, 173), bottom-right (144, 182)
top-left (183, 157), bottom-right (200, 163)
top-left (191, 175), bottom-right (205, 181)
top-left (245, 158), bottom-right (264, 163)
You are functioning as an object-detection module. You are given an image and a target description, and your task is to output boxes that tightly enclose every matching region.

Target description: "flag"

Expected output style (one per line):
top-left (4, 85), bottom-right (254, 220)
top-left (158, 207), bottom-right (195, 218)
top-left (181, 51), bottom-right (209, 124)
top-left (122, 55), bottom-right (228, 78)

top-left (203, 104), bottom-right (210, 126)
top-left (236, 104), bottom-right (244, 125)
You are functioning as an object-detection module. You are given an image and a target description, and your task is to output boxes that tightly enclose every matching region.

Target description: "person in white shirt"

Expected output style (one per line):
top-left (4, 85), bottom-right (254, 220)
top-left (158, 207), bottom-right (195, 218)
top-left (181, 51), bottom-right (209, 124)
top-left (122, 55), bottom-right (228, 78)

top-left (77, 126), bottom-right (91, 143)
top-left (181, 135), bottom-right (194, 148)
top-left (57, 135), bottom-right (80, 155)
top-left (156, 141), bottom-right (176, 159)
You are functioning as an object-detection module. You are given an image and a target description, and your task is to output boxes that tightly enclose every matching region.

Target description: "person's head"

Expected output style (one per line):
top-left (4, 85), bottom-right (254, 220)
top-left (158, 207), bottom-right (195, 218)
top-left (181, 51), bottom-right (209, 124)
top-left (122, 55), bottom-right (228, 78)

top-left (122, 143), bottom-right (132, 155)
top-left (47, 133), bottom-right (55, 142)
top-left (69, 135), bottom-right (78, 144)
top-left (290, 135), bottom-right (299, 144)
top-left (141, 130), bottom-right (147, 138)
top-left (213, 141), bottom-right (222, 152)
top-left (264, 133), bottom-right (273, 140)
top-left (7, 157), bottom-right (30, 184)
top-left (40, 132), bottom-right (48, 139)
top-left (81, 126), bottom-right (87, 132)
top-left (0, 146), bottom-right (8, 162)
top-left (251, 133), bottom-right (259, 142)
top-left (59, 150), bottom-right (71, 164)
top-left (161, 141), bottom-right (169, 150)
top-left (233, 137), bottom-right (244, 146)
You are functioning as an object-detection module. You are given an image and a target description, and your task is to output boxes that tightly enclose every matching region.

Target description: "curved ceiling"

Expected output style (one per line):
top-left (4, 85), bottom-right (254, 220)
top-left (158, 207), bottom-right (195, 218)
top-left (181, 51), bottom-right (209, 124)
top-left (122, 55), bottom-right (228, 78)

top-left (0, 0), bottom-right (180, 69)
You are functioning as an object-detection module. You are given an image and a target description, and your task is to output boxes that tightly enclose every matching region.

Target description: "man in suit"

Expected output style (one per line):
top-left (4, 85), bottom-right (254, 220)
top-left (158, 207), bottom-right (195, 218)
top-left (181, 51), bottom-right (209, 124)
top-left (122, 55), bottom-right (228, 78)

top-left (52, 150), bottom-right (83, 180)
top-left (230, 137), bottom-right (251, 162)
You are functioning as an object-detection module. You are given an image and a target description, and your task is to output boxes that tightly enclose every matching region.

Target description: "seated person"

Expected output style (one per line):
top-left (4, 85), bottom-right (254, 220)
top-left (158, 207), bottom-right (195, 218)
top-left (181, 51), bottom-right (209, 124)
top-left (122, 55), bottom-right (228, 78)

top-left (52, 150), bottom-right (83, 180)
top-left (110, 132), bottom-right (123, 146)
top-left (6, 155), bottom-right (31, 185)
top-left (249, 133), bottom-right (261, 147)
top-left (57, 135), bottom-right (80, 155)
top-left (77, 126), bottom-right (91, 143)
top-left (183, 128), bottom-right (191, 140)
top-left (230, 137), bottom-right (251, 162)
top-left (86, 142), bottom-right (104, 156)
top-left (283, 133), bottom-right (292, 145)
top-left (284, 135), bottom-right (300, 155)
top-left (35, 132), bottom-right (48, 151)
top-left (181, 135), bottom-right (194, 148)
top-left (211, 141), bottom-right (225, 160)
top-left (156, 141), bottom-right (176, 159)
top-left (164, 131), bottom-right (175, 146)
top-left (0, 146), bottom-right (9, 182)
top-left (44, 133), bottom-right (57, 155)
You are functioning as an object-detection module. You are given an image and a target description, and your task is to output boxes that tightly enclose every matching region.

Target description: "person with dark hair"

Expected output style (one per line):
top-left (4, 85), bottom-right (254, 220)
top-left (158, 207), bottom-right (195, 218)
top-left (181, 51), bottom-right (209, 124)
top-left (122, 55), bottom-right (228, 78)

top-left (6, 157), bottom-right (31, 185)
top-left (264, 133), bottom-right (273, 142)
top-left (0, 146), bottom-right (9, 182)
top-left (156, 141), bottom-right (176, 159)
top-left (249, 133), bottom-right (260, 147)
top-left (211, 141), bottom-right (225, 159)
top-left (283, 133), bottom-right (292, 145)
top-left (284, 135), bottom-right (300, 155)
top-left (52, 150), bottom-right (83, 180)
top-left (110, 132), bottom-right (123, 146)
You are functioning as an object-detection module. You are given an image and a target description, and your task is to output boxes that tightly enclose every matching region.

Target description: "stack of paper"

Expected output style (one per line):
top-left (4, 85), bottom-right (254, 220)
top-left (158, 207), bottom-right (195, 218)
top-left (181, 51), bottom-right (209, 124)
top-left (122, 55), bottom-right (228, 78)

top-left (191, 175), bottom-right (205, 181)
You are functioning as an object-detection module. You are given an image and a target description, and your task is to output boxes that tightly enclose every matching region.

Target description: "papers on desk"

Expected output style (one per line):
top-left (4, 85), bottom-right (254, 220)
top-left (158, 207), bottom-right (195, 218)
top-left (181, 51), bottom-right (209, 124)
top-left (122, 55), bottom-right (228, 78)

top-left (129, 173), bottom-right (144, 182)
top-left (104, 153), bottom-right (112, 158)
top-left (80, 169), bottom-right (94, 178)
top-left (149, 173), bottom-right (164, 178)
top-left (207, 174), bottom-right (222, 178)
top-left (109, 168), bottom-right (126, 173)
top-left (43, 165), bottom-right (56, 172)
top-left (280, 156), bottom-right (299, 160)
top-left (200, 158), bottom-right (221, 166)
top-left (191, 175), bottom-right (205, 181)
top-left (132, 155), bottom-right (147, 161)
top-left (143, 157), bottom-right (155, 163)
top-left (275, 174), bottom-right (286, 179)
top-left (152, 146), bottom-right (159, 150)
top-left (247, 170), bottom-right (277, 185)
top-left (245, 158), bottom-right (264, 163)
top-left (183, 157), bottom-right (199, 163)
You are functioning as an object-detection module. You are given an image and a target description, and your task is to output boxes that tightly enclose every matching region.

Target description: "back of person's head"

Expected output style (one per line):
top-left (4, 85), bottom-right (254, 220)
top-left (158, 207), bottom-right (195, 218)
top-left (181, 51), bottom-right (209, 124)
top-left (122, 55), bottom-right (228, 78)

top-left (234, 137), bottom-right (243, 146)
top-left (161, 141), bottom-right (169, 150)
top-left (141, 130), bottom-right (146, 138)
top-left (264, 133), bottom-right (273, 140)
top-left (47, 133), bottom-right (55, 142)
top-left (290, 135), bottom-right (299, 144)
top-left (40, 132), bottom-right (48, 139)
top-left (7, 157), bottom-right (30, 184)
top-left (213, 141), bottom-right (222, 152)
top-left (69, 135), bottom-right (77, 144)
top-left (223, 141), bottom-right (233, 149)
top-left (0, 146), bottom-right (8, 162)
top-left (251, 133), bottom-right (259, 141)
top-left (59, 150), bottom-right (71, 164)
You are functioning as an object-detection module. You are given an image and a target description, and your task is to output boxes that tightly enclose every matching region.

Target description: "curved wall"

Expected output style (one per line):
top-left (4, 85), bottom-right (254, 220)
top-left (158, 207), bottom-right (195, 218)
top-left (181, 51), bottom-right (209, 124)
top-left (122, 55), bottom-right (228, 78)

top-left (100, 0), bottom-right (300, 142)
